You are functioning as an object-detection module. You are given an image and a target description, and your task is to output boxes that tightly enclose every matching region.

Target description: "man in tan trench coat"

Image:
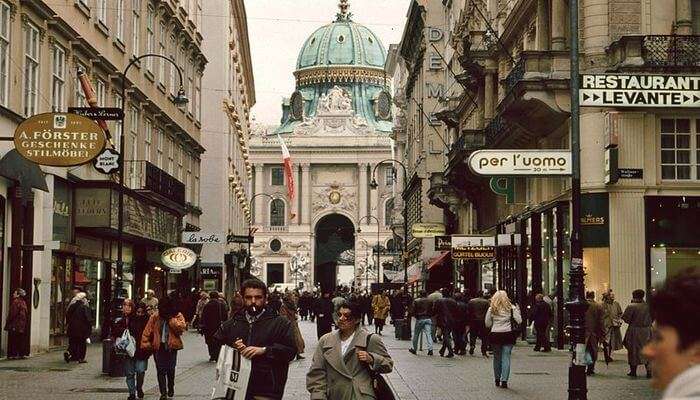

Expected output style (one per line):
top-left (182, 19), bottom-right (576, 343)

top-left (307, 300), bottom-right (393, 400)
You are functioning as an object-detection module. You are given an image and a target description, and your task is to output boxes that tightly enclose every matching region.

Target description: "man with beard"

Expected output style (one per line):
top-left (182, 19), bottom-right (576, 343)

top-left (214, 279), bottom-right (296, 400)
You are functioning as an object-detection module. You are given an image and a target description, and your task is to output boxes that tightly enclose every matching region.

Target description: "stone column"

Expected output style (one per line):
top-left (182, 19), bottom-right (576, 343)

top-left (536, 0), bottom-right (550, 51)
top-left (358, 163), bottom-right (368, 219)
top-left (369, 163), bottom-right (378, 221)
top-left (254, 163), bottom-right (264, 225)
top-left (302, 163), bottom-right (311, 225)
top-left (551, 0), bottom-right (567, 50)
top-left (484, 70), bottom-right (495, 120)
top-left (677, 0), bottom-right (693, 34)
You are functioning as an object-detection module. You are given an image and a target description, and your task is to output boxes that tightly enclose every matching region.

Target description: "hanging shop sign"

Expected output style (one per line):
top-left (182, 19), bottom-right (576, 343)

top-left (434, 235), bottom-right (452, 251)
top-left (14, 113), bottom-right (106, 166)
top-left (580, 74), bottom-right (700, 108)
top-left (161, 247), bottom-right (197, 271)
top-left (182, 231), bottom-right (225, 244)
top-left (468, 150), bottom-right (572, 176)
top-left (93, 148), bottom-right (121, 174)
top-left (451, 235), bottom-right (495, 259)
top-left (68, 107), bottom-right (124, 120)
top-left (411, 223), bottom-right (446, 238)
top-left (227, 234), bottom-right (254, 244)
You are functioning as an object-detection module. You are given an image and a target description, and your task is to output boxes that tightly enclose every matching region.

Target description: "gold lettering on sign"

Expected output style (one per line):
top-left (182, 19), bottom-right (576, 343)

top-left (580, 214), bottom-right (605, 226)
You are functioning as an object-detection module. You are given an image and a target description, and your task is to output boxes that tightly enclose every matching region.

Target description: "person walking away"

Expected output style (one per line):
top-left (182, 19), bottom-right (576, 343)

top-left (113, 300), bottom-right (150, 400)
top-left (313, 291), bottom-right (335, 339)
top-left (371, 291), bottom-right (391, 335)
top-left (408, 290), bottom-right (434, 356)
top-left (141, 294), bottom-right (186, 400)
top-left (4, 288), bottom-right (29, 359)
top-left (584, 291), bottom-right (605, 376)
top-left (213, 279), bottom-right (297, 400)
top-left (602, 290), bottom-right (624, 362)
top-left (485, 290), bottom-right (522, 389)
top-left (427, 289), bottom-right (443, 342)
top-left (532, 293), bottom-right (552, 352)
top-left (192, 291), bottom-right (209, 330)
top-left (65, 292), bottom-right (92, 363)
top-left (280, 292), bottom-right (306, 360)
top-left (298, 291), bottom-right (311, 321)
top-left (643, 269), bottom-right (700, 399)
top-left (452, 293), bottom-right (469, 355)
top-left (142, 290), bottom-right (159, 315)
top-left (229, 292), bottom-right (244, 318)
top-left (467, 290), bottom-right (491, 356)
top-left (200, 291), bottom-right (228, 362)
top-left (434, 289), bottom-right (458, 358)
top-left (307, 300), bottom-right (394, 400)
top-left (362, 292), bottom-right (373, 325)
top-left (622, 289), bottom-right (653, 378)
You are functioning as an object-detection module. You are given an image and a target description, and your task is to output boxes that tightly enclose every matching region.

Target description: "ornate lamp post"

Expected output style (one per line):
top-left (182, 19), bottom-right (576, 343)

top-left (357, 215), bottom-right (381, 291)
top-left (369, 159), bottom-right (408, 290)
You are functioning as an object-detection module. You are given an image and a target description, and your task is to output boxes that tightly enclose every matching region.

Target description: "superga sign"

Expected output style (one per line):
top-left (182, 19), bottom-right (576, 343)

top-left (580, 74), bottom-right (700, 108)
top-left (14, 113), bottom-right (106, 166)
top-left (468, 150), bottom-right (572, 176)
top-left (161, 247), bottom-right (197, 271)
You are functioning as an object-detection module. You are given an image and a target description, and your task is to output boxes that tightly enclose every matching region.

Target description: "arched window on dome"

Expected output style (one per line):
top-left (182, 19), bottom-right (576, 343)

top-left (270, 199), bottom-right (286, 226)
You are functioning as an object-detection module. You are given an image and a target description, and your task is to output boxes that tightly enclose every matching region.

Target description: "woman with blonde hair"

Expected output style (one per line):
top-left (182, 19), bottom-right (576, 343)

top-left (485, 290), bottom-right (522, 389)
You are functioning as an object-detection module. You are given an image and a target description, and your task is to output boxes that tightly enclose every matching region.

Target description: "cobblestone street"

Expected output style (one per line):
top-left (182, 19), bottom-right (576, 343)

top-left (0, 319), bottom-right (658, 400)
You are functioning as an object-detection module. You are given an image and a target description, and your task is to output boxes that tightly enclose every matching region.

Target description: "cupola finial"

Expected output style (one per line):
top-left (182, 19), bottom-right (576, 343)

top-left (336, 0), bottom-right (352, 21)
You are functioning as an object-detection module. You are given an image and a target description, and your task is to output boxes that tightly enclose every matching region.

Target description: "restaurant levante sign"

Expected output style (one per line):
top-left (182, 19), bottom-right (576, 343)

top-left (14, 113), bottom-right (106, 167)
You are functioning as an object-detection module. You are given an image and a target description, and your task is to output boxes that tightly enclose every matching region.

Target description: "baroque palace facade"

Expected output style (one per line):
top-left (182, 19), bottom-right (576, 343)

top-left (389, 0), bottom-right (700, 349)
top-left (249, 5), bottom-right (396, 292)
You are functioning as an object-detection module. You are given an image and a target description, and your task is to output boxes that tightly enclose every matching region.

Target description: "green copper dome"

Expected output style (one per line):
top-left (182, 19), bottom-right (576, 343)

top-left (296, 20), bottom-right (387, 70)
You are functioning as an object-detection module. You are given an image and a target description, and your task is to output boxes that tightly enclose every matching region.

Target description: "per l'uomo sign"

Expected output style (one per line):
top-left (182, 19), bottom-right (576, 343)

top-left (14, 113), bottom-right (106, 166)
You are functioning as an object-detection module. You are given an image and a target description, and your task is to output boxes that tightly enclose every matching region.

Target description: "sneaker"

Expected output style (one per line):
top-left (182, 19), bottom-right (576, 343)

top-left (501, 381), bottom-right (508, 389)
top-left (63, 351), bottom-right (70, 363)
top-left (445, 353), bottom-right (454, 358)
top-left (495, 379), bottom-right (500, 387)
top-left (427, 350), bottom-right (433, 356)
top-left (408, 348), bottom-right (417, 355)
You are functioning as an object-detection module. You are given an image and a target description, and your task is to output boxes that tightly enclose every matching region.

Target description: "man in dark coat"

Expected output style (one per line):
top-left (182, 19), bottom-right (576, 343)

top-left (532, 293), bottom-right (553, 352)
top-left (622, 289), bottom-right (653, 378)
top-left (312, 291), bottom-right (334, 338)
top-left (467, 290), bottom-right (491, 356)
top-left (65, 292), bottom-right (93, 363)
top-left (4, 288), bottom-right (29, 359)
top-left (214, 279), bottom-right (296, 400)
top-left (200, 291), bottom-right (228, 361)
top-left (434, 289), bottom-right (458, 358)
top-left (584, 291), bottom-right (605, 375)
top-left (452, 293), bottom-right (469, 355)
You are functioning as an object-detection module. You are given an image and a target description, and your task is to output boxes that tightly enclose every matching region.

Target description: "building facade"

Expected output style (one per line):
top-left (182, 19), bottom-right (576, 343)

top-left (199, 0), bottom-right (254, 300)
top-left (389, 0), bottom-right (700, 349)
top-left (248, 4), bottom-right (395, 292)
top-left (0, 0), bottom-right (205, 356)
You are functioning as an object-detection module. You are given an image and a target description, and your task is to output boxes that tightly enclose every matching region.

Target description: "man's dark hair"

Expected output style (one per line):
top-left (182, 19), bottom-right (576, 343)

top-left (209, 291), bottom-right (220, 299)
top-left (650, 269), bottom-right (700, 350)
top-left (586, 291), bottom-right (595, 300)
top-left (632, 289), bottom-right (645, 300)
top-left (241, 278), bottom-right (268, 297)
top-left (337, 300), bottom-right (362, 321)
top-left (418, 290), bottom-right (427, 298)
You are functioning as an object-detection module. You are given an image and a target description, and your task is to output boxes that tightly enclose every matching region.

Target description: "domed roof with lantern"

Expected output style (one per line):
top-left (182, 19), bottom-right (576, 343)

top-left (276, 0), bottom-right (393, 134)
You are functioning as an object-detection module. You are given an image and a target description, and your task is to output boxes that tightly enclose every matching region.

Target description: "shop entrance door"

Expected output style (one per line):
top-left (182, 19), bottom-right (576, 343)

top-left (50, 254), bottom-right (73, 347)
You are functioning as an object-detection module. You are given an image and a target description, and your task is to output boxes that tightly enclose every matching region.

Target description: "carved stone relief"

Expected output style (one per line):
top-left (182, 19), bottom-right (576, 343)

top-left (312, 183), bottom-right (357, 215)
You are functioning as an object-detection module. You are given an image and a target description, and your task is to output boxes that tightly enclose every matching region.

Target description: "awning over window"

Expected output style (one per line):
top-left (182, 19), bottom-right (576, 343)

top-left (427, 251), bottom-right (451, 270)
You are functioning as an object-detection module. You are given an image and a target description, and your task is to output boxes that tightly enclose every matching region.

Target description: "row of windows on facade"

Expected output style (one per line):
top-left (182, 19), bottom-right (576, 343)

top-left (264, 198), bottom-right (394, 227)
top-left (0, 1), bottom-right (203, 120)
top-left (268, 167), bottom-right (397, 186)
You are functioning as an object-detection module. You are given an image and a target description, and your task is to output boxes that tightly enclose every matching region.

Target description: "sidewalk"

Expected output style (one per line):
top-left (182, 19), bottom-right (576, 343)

top-left (0, 320), bottom-right (660, 400)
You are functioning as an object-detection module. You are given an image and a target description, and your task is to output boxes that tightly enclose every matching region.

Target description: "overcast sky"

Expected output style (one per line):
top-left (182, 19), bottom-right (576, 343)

top-left (245, 0), bottom-right (410, 125)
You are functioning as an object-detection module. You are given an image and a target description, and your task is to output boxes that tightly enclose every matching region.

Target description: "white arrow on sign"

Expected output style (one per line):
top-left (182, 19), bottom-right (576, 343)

top-left (468, 149), bottom-right (572, 176)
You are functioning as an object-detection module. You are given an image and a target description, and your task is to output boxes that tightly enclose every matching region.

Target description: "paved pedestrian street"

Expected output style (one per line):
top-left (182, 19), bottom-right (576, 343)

top-left (0, 319), bottom-right (657, 400)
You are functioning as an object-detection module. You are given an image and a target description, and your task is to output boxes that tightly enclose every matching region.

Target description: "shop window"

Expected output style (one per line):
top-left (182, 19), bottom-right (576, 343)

top-left (271, 167), bottom-right (284, 186)
top-left (270, 199), bottom-right (285, 226)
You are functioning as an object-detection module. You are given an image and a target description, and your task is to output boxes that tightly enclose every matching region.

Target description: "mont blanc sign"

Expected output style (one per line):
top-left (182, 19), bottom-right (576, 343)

top-left (580, 74), bottom-right (700, 108)
top-left (468, 150), bottom-right (572, 176)
top-left (14, 113), bottom-right (106, 166)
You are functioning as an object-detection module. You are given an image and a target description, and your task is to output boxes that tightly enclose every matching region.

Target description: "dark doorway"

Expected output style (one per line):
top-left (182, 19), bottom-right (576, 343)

top-left (314, 214), bottom-right (355, 292)
top-left (266, 263), bottom-right (284, 285)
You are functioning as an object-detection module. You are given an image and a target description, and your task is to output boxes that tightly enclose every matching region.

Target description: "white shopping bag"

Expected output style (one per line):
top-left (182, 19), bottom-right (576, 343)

top-left (211, 345), bottom-right (251, 400)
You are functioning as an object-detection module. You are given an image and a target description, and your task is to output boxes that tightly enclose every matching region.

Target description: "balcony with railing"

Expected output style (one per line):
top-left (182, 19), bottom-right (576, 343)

top-left (128, 161), bottom-right (186, 207)
top-left (608, 35), bottom-right (700, 71)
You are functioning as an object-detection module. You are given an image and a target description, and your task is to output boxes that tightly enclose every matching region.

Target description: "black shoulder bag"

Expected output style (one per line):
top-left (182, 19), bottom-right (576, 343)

top-left (364, 334), bottom-right (395, 400)
top-left (510, 308), bottom-right (521, 341)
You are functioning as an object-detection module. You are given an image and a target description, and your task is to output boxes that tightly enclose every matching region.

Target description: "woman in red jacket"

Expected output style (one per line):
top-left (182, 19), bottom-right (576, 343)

top-left (3, 288), bottom-right (28, 359)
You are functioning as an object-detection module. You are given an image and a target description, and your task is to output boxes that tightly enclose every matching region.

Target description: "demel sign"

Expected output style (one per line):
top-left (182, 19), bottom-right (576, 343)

top-left (161, 247), bottom-right (197, 271)
top-left (14, 113), bottom-right (106, 166)
top-left (468, 150), bottom-right (572, 176)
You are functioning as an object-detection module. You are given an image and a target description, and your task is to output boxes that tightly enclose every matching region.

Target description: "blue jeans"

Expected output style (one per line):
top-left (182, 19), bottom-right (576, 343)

top-left (124, 357), bottom-right (148, 395)
top-left (493, 344), bottom-right (513, 382)
top-left (412, 318), bottom-right (433, 351)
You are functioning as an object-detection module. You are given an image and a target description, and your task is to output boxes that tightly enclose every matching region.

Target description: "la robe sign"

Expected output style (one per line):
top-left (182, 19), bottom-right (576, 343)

top-left (580, 74), bottom-right (700, 108)
top-left (468, 150), bottom-right (572, 176)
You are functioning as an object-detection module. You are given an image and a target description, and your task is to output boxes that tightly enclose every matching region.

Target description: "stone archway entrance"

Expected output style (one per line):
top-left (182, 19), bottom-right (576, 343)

top-left (314, 214), bottom-right (355, 292)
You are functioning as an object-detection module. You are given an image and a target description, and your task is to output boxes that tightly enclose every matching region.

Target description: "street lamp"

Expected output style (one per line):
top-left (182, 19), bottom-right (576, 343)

top-left (112, 54), bottom-right (187, 332)
top-left (357, 214), bottom-right (381, 292)
top-left (369, 159), bottom-right (408, 291)
top-left (246, 193), bottom-right (274, 278)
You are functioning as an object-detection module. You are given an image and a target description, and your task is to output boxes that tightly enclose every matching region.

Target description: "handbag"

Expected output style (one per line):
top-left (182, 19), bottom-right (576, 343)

top-left (364, 334), bottom-right (395, 400)
top-left (510, 308), bottom-right (521, 340)
top-left (114, 328), bottom-right (136, 357)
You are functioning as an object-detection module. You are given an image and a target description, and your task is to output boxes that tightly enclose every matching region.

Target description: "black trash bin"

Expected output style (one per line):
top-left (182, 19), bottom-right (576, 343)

top-left (102, 338), bottom-right (125, 377)
top-left (393, 319), bottom-right (411, 340)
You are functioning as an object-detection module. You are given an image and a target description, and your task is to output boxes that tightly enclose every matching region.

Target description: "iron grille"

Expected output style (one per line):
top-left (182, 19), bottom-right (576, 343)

top-left (484, 115), bottom-right (509, 146)
top-left (504, 58), bottom-right (525, 93)
top-left (642, 35), bottom-right (700, 68)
